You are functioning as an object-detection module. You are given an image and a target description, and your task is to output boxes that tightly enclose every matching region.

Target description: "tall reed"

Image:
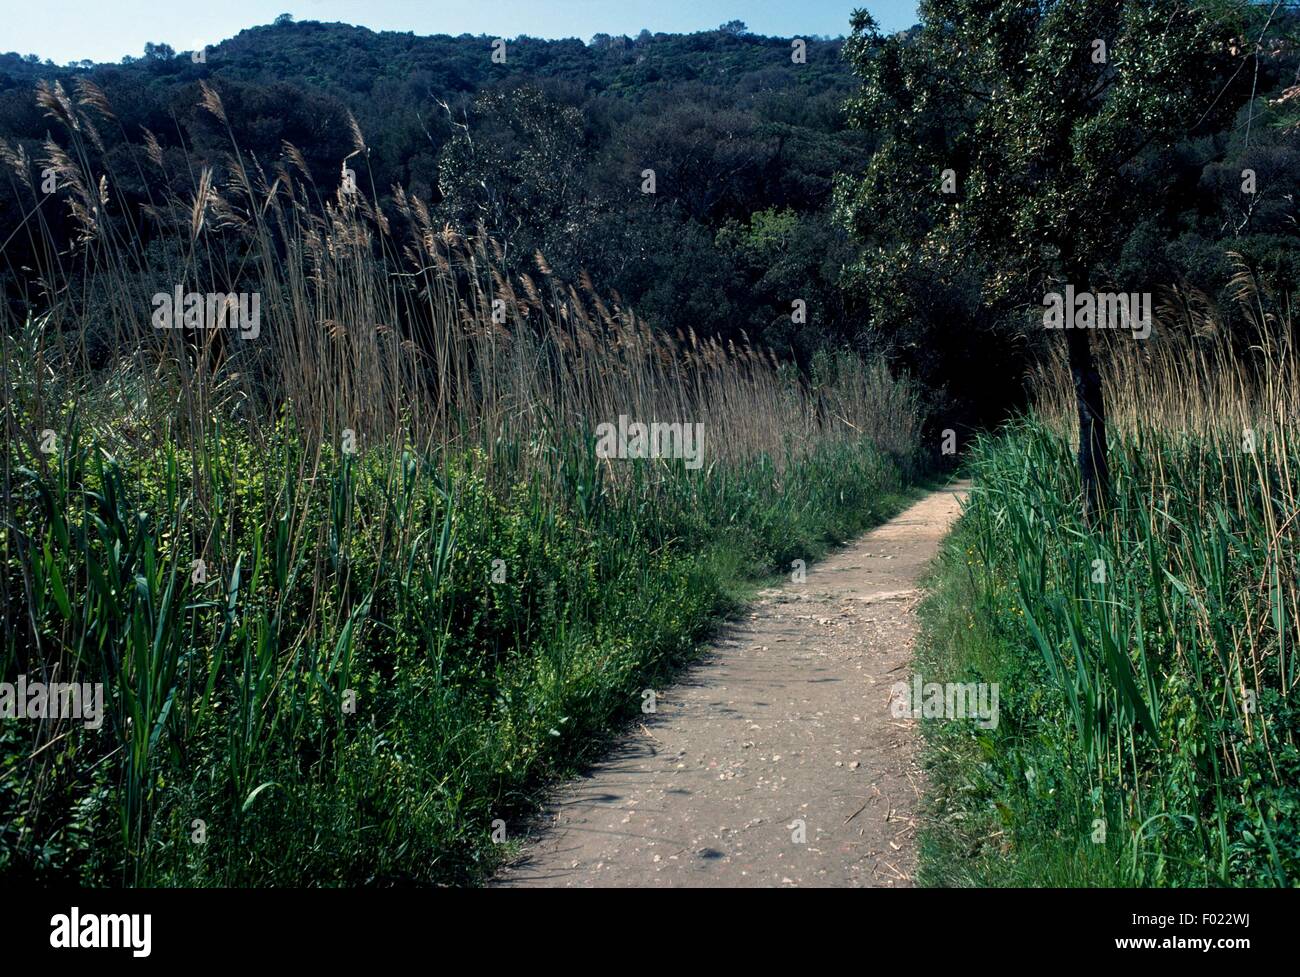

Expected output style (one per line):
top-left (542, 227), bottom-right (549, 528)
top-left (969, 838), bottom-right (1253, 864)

top-left (0, 80), bottom-right (923, 884)
top-left (948, 268), bottom-right (1298, 885)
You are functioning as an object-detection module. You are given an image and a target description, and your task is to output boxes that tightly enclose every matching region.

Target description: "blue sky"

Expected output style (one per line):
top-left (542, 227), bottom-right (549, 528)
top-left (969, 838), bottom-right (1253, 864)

top-left (2, 0), bottom-right (919, 65)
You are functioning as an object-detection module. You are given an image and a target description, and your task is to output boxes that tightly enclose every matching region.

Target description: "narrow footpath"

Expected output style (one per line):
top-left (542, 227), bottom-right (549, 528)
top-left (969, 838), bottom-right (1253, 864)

top-left (496, 482), bottom-right (970, 887)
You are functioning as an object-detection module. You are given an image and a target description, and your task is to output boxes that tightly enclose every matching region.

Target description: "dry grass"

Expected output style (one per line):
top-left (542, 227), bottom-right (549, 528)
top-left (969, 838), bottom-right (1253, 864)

top-left (2, 79), bottom-right (921, 481)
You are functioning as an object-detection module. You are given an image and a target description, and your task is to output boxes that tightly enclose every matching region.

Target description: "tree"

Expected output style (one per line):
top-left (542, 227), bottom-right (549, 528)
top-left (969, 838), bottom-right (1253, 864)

top-left (836, 1), bottom-right (1244, 519)
top-left (434, 88), bottom-right (590, 265)
top-left (613, 102), bottom-right (773, 223)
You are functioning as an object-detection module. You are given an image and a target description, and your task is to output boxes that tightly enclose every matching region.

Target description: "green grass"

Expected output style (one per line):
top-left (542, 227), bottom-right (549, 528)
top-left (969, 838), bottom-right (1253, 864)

top-left (1, 413), bottom-right (917, 886)
top-left (916, 418), bottom-right (1299, 888)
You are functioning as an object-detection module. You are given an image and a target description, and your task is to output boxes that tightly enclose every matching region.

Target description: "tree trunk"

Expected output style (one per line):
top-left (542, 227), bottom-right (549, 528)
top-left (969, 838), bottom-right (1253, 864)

top-left (1066, 327), bottom-right (1109, 522)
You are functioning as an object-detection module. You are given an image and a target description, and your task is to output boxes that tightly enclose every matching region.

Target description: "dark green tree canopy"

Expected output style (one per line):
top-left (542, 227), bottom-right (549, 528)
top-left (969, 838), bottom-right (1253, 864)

top-left (836, 0), bottom-right (1241, 299)
top-left (835, 0), bottom-right (1255, 516)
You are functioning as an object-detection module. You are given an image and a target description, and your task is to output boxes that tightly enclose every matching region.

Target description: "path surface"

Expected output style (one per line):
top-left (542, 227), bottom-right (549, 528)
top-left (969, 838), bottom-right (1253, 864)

top-left (495, 482), bottom-right (970, 888)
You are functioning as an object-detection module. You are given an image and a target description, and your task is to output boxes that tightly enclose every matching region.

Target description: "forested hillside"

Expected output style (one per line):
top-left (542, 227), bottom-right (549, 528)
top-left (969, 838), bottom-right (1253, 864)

top-left (0, 23), bottom-right (871, 363)
top-left (4, 15), bottom-right (1294, 433)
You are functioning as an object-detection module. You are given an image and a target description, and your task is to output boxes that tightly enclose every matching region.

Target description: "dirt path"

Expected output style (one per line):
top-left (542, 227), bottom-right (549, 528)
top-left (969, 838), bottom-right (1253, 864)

top-left (495, 482), bottom-right (970, 888)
